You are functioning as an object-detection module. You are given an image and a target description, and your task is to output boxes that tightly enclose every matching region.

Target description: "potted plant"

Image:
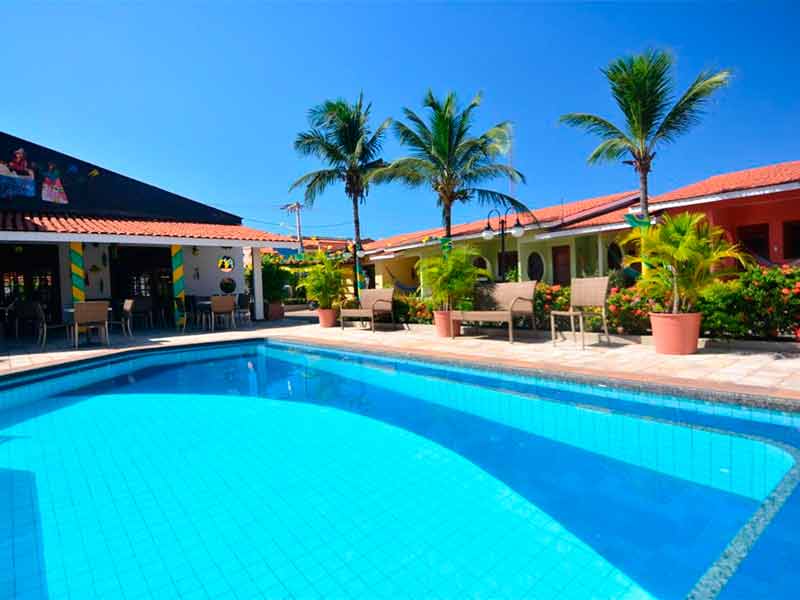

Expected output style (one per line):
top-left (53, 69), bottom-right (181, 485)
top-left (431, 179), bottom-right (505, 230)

top-left (416, 245), bottom-right (489, 337)
top-left (622, 212), bottom-right (749, 354)
top-left (298, 251), bottom-right (347, 327)
top-left (261, 257), bottom-right (291, 320)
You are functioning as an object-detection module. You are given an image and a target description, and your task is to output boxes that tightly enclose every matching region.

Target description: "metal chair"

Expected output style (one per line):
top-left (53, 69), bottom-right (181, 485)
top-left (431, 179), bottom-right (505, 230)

top-left (235, 293), bottom-right (252, 325)
top-left (550, 276), bottom-right (611, 349)
top-left (35, 303), bottom-right (69, 349)
top-left (109, 299), bottom-right (134, 337)
top-left (340, 289), bottom-right (396, 332)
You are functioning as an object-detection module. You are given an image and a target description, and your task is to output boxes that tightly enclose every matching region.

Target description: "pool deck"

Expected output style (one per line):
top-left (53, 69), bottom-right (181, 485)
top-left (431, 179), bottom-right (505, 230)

top-left (2, 320), bottom-right (800, 407)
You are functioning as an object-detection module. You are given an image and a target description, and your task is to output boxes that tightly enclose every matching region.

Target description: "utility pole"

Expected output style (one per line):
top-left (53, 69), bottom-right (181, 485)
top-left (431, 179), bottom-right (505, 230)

top-left (281, 202), bottom-right (304, 252)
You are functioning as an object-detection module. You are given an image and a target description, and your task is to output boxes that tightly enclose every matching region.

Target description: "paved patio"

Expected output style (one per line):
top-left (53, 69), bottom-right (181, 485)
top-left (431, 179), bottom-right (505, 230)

top-left (2, 320), bottom-right (800, 405)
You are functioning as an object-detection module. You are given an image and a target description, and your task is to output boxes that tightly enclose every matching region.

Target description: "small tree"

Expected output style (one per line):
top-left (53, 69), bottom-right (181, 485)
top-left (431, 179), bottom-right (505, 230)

top-left (298, 251), bottom-right (347, 310)
top-left (622, 212), bottom-right (749, 314)
top-left (416, 246), bottom-right (489, 311)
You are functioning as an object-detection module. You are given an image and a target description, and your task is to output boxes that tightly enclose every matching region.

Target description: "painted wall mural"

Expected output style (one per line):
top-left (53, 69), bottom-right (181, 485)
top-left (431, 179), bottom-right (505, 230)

top-left (0, 145), bottom-right (96, 204)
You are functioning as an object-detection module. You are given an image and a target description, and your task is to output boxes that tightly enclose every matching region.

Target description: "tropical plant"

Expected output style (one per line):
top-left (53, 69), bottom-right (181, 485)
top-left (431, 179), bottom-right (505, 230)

top-left (560, 50), bottom-right (730, 218)
top-left (415, 246), bottom-right (490, 310)
top-left (297, 251), bottom-right (347, 310)
top-left (374, 90), bottom-right (527, 238)
top-left (290, 93), bottom-right (391, 296)
top-left (621, 212), bottom-right (749, 314)
top-left (260, 256), bottom-right (292, 302)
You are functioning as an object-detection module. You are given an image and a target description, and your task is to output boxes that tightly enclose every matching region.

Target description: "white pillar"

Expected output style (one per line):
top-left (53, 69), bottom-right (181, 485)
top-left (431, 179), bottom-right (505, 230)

top-left (597, 235), bottom-right (605, 276)
top-left (252, 247), bottom-right (264, 320)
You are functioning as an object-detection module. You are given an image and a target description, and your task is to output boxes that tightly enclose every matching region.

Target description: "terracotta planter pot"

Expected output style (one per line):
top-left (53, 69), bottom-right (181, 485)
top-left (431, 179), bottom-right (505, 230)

top-left (649, 312), bottom-right (702, 355)
top-left (433, 310), bottom-right (461, 337)
top-left (268, 302), bottom-right (284, 321)
top-left (317, 308), bottom-right (338, 328)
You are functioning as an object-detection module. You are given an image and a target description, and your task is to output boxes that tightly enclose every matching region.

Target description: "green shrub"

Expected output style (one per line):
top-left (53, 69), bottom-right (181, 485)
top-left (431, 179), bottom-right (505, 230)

top-left (737, 265), bottom-right (800, 338)
top-left (393, 295), bottom-right (435, 324)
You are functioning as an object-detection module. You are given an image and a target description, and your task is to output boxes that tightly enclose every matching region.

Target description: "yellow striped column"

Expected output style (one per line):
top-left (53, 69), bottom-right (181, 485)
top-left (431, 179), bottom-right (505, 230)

top-left (171, 245), bottom-right (186, 327)
top-left (69, 242), bottom-right (86, 303)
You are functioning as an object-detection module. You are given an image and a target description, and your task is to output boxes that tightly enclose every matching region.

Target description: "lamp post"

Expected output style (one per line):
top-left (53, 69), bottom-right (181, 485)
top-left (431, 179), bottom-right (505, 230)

top-left (481, 207), bottom-right (524, 280)
top-left (341, 241), bottom-right (367, 295)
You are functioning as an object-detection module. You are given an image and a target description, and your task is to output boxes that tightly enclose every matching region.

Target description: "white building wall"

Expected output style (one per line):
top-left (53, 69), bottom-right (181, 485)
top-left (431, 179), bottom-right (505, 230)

top-left (182, 245), bottom-right (246, 297)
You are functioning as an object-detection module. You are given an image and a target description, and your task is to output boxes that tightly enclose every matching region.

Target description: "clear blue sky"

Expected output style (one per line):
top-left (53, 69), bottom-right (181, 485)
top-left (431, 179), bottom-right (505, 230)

top-left (4, 2), bottom-right (798, 240)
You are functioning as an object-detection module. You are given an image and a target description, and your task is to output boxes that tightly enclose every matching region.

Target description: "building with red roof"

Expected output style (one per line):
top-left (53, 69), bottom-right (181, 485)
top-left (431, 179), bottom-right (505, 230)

top-left (0, 131), bottom-right (296, 323)
top-left (363, 160), bottom-right (800, 290)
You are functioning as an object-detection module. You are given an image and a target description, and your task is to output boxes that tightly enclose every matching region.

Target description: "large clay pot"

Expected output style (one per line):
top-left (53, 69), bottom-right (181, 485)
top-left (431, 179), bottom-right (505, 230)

top-left (433, 310), bottom-right (461, 337)
top-left (268, 302), bottom-right (284, 320)
top-left (317, 308), bottom-right (338, 328)
top-left (649, 312), bottom-right (702, 355)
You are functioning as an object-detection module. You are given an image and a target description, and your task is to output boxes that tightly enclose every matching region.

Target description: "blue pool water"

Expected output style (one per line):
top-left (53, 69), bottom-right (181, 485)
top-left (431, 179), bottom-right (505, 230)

top-left (1, 340), bottom-right (799, 599)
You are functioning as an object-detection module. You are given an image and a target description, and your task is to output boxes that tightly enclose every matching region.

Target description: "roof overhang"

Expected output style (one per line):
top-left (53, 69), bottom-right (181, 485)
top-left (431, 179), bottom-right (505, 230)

top-left (637, 181), bottom-right (800, 213)
top-left (533, 221), bottom-right (631, 240)
top-left (0, 230), bottom-right (299, 248)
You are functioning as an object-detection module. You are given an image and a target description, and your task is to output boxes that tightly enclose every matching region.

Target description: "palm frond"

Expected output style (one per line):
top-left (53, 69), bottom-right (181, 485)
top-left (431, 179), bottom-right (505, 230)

top-left (288, 168), bottom-right (342, 206)
top-left (652, 69), bottom-right (731, 146)
top-left (587, 138), bottom-right (636, 164)
top-left (559, 113), bottom-right (631, 141)
top-left (468, 188), bottom-right (529, 214)
top-left (462, 163), bottom-right (525, 185)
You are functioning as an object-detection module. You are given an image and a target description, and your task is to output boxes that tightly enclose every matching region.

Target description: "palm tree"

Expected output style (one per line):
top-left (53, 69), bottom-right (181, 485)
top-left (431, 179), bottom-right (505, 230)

top-left (290, 93), bottom-right (391, 296)
top-left (374, 90), bottom-right (526, 239)
top-left (560, 50), bottom-right (730, 219)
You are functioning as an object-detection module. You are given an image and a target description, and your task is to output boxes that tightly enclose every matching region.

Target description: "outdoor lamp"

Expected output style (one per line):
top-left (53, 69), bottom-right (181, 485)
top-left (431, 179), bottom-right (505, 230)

top-left (356, 248), bottom-right (366, 258)
top-left (341, 250), bottom-right (353, 260)
top-left (481, 222), bottom-right (495, 240)
top-left (510, 219), bottom-right (524, 238)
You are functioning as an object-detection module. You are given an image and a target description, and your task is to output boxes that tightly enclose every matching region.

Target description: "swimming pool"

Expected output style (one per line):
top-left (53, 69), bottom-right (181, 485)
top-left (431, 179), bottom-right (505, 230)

top-left (1, 339), bottom-right (798, 599)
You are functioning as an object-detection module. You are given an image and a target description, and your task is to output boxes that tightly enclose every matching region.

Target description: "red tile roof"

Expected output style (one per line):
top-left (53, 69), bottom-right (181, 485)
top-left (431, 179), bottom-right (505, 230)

top-left (364, 190), bottom-right (638, 252)
top-left (650, 160), bottom-right (800, 205)
top-left (0, 211), bottom-right (293, 243)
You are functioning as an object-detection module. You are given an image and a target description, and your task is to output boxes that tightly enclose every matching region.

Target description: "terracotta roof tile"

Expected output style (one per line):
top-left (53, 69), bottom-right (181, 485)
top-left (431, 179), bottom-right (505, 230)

top-left (651, 160), bottom-right (800, 205)
top-left (0, 211), bottom-right (292, 243)
top-left (364, 190), bottom-right (638, 252)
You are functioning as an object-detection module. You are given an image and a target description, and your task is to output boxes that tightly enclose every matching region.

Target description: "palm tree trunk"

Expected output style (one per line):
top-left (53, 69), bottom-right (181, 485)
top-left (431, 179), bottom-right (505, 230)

top-left (443, 202), bottom-right (452, 239)
top-left (639, 168), bottom-right (650, 219)
top-left (351, 194), bottom-right (362, 300)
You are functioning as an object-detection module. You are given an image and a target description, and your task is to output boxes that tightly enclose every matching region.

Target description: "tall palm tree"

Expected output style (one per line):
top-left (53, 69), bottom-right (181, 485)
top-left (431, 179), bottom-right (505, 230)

top-left (374, 90), bottom-right (526, 239)
top-left (560, 50), bottom-right (730, 219)
top-left (290, 93), bottom-right (391, 295)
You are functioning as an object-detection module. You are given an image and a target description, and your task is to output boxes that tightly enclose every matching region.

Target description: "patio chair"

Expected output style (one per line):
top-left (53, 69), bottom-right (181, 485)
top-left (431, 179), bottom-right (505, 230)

top-left (210, 295), bottom-right (236, 331)
top-left (72, 301), bottom-right (110, 348)
top-left (235, 293), bottom-right (252, 325)
top-left (174, 297), bottom-right (188, 333)
top-left (130, 296), bottom-right (154, 329)
top-left (34, 303), bottom-right (69, 349)
top-left (340, 288), bottom-right (396, 332)
top-left (12, 300), bottom-right (41, 338)
top-left (450, 281), bottom-right (537, 343)
top-left (109, 299), bottom-right (134, 337)
top-left (550, 276), bottom-right (611, 349)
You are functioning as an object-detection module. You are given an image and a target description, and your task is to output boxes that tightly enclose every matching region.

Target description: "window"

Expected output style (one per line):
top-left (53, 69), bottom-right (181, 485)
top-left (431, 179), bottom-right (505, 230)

top-left (784, 221), bottom-right (800, 259)
top-left (129, 274), bottom-right (152, 297)
top-left (737, 224), bottom-right (770, 259)
top-left (527, 252), bottom-right (544, 281)
top-left (472, 256), bottom-right (489, 270)
top-left (607, 243), bottom-right (623, 270)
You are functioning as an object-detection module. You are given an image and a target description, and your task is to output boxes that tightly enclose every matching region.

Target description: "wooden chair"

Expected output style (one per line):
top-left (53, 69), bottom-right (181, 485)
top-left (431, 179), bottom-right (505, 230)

top-left (550, 276), bottom-right (611, 349)
top-left (35, 303), bottom-right (69, 349)
top-left (340, 288), bottom-right (396, 332)
top-left (210, 295), bottom-right (236, 331)
top-left (451, 281), bottom-right (537, 343)
top-left (73, 301), bottom-right (110, 348)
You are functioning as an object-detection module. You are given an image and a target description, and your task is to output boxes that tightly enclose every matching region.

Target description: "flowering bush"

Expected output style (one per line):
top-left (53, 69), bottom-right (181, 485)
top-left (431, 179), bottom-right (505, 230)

top-left (736, 265), bottom-right (800, 338)
top-left (533, 283), bottom-right (571, 329)
top-left (606, 286), bottom-right (661, 335)
top-left (393, 294), bottom-right (435, 324)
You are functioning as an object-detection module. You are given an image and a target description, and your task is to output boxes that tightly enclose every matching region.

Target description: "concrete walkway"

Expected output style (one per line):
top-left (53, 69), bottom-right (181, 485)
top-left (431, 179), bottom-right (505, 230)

top-left (2, 321), bottom-right (799, 406)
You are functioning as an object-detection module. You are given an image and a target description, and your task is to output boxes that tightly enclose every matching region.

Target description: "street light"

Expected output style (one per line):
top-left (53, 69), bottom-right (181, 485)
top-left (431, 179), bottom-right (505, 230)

top-left (481, 207), bottom-right (525, 280)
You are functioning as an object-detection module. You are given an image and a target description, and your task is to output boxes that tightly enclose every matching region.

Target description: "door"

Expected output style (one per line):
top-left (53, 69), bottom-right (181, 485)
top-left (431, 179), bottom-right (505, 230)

top-left (0, 244), bottom-right (62, 322)
top-left (551, 245), bottom-right (571, 286)
top-left (497, 251), bottom-right (519, 281)
top-left (110, 246), bottom-right (173, 322)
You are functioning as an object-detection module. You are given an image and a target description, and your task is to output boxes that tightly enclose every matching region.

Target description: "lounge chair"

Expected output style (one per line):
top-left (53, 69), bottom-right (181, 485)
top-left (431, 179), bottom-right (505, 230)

top-left (340, 288), bottom-right (396, 332)
top-left (451, 281), bottom-right (537, 343)
top-left (550, 276), bottom-right (611, 349)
